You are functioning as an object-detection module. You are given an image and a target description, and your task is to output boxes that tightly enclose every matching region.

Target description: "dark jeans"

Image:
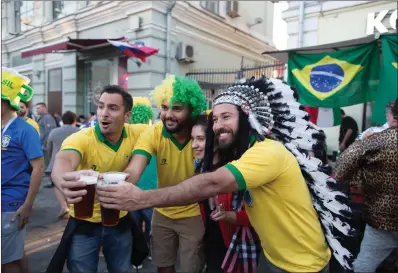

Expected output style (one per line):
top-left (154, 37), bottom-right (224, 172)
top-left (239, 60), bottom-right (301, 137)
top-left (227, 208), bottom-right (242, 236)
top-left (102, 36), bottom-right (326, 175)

top-left (130, 208), bottom-right (153, 245)
top-left (257, 251), bottom-right (330, 273)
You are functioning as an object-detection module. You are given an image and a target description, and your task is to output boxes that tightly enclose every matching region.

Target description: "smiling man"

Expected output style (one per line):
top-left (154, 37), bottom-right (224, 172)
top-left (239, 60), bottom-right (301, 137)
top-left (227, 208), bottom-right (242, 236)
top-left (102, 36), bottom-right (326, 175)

top-left (49, 85), bottom-right (148, 273)
top-left (124, 75), bottom-right (207, 273)
top-left (126, 75), bottom-right (206, 273)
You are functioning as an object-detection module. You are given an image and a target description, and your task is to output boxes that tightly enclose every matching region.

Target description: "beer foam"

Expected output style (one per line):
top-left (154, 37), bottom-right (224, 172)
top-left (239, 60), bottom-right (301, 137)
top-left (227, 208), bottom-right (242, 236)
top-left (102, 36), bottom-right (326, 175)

top-left (97, 180), bottom-right (125, 186)
top-left (79, 175), bottom-right (98, 185)
top-left (102, 172), bottom-right (127, 184)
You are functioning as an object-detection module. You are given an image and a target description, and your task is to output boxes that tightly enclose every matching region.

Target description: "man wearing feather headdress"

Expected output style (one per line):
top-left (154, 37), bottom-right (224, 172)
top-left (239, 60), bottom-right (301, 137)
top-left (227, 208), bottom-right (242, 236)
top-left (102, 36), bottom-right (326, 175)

top-left (71, 77), bottom-right (356, 272)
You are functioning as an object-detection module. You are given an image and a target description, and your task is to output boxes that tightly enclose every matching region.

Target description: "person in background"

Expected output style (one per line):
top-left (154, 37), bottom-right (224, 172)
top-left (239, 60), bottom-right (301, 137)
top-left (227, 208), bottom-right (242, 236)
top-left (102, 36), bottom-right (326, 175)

top-left (128, 97), bottom-right (158, 270)
top-left (89, 112), bottom-right (96, 122)
top-left (35, 102), bottom-right (58, 151)
top-left (334, 99), bottom-right (398, 273)
top-left (339, 109), bottom-right (358, 152)
top-left (192, 113), bottom-right (260, 273)
top-left (18, 101), bottom-right (40, 134)
top-left (77, 115), bottom-right (86, 128)
top-left (2, 67), bottom-right (44, 273)
top-left (53, 112), bottom-right (63, 127)
top-left (44, 111), bottom-right (80, 217)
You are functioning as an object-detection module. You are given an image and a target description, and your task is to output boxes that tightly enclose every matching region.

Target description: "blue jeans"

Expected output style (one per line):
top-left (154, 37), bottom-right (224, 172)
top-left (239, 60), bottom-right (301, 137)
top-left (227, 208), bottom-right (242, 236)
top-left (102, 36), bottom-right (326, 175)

top-left (67, 221), bottom-right (132, 273)
top-left (130, 208), bottom-right (153, 245)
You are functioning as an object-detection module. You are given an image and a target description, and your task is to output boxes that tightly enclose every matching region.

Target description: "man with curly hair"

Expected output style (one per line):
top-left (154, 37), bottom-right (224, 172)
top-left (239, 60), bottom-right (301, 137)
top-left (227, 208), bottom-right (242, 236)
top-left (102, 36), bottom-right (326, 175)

top-left (125, 75), bottom-right (207, 273)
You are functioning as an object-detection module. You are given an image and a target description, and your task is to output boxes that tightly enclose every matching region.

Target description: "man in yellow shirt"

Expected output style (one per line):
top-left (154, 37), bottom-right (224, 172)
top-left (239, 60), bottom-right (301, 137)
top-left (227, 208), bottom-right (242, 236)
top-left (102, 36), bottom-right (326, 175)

top-left (94, 78), bottom-right (358, 272)
top-left (18, 101), bottom-right (39, 134)
top-left (122, 75), bottom-right (207, 273)
top-left (50, 85), bottom-right (147, 273)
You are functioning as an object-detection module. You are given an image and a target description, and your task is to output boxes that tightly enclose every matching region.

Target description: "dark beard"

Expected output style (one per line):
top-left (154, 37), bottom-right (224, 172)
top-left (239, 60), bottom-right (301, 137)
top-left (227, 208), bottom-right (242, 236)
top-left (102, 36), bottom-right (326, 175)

top-left (163, 121), bottom-right (185, 134)
top-left (215, 135), bottom-right (236, 150)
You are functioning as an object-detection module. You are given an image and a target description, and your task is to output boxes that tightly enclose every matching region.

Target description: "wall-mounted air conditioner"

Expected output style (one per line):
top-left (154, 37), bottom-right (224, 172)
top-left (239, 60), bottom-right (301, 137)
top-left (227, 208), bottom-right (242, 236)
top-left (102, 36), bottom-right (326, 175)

top-left (226, 1), bottom-right (239, 18)
top-left (176, 42), bottom-right (195, 63)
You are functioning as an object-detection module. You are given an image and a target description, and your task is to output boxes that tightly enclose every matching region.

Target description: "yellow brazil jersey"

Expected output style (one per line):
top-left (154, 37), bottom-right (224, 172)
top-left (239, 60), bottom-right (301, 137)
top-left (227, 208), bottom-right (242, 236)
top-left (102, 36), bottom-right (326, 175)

top-left (25, 117), bottom-right (40, 134)
top-left (225, 139), bottom-right (331, 272)
top-left (61, 123), bottom-right (148, 223)
top-left (132, 122), bottom-right (199, 219)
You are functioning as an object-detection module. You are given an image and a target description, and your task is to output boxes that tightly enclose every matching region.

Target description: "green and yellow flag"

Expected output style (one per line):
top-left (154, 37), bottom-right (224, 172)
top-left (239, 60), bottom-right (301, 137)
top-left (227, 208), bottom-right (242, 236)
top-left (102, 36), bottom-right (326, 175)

top-left (371, 34), bottom-right (398, 125)
top-left (288, 42), bottom-right (380, 108)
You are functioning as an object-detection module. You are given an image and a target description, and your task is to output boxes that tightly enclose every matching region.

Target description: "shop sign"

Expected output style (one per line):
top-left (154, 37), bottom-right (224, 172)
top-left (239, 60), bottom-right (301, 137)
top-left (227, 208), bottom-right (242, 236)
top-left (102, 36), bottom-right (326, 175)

top-left (366, 9), bottom-right (397, 35)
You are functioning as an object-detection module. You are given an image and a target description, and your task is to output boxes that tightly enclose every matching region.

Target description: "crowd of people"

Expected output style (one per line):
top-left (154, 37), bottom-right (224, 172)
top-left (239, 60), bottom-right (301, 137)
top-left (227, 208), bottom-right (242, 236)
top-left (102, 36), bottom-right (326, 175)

top-left (1, 66), bottom-right (397, 273)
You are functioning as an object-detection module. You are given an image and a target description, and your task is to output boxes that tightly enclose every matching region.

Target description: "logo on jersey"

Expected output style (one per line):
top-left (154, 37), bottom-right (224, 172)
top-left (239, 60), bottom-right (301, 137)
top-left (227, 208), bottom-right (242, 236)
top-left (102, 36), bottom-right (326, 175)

top-left (1, 135), bottom-right (11, 150)
top-left (160, 158), bottom-right (167, 165)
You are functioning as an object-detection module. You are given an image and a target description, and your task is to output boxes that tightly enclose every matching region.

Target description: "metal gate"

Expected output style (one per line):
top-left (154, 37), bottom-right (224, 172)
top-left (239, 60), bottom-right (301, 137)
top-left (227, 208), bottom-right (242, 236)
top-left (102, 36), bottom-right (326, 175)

top-left (186, 60), bottom-right (286, 107)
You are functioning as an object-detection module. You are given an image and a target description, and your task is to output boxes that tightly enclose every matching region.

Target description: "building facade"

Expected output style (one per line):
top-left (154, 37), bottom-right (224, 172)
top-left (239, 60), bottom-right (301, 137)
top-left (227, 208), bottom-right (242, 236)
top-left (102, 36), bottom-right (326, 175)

top-left (282, 0), bottom-right (397, 153)
top-left (1, 0), bottom-right (276, 116)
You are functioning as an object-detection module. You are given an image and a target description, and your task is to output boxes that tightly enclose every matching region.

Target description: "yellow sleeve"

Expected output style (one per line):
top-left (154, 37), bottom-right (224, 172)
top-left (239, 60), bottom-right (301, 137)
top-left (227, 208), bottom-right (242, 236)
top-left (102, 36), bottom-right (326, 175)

top-left (126, 123), bottom-right (149, 136)
top-left (60, 131), bottom-right (88, 161)
top-left (26, 119), bottom-right (40, 134)
top-left (131, 125), bottom-right (156, 162)
top-left (224, 140), bottom-right (288, 190)
top-left (32, 120), bottom-right (40, 134)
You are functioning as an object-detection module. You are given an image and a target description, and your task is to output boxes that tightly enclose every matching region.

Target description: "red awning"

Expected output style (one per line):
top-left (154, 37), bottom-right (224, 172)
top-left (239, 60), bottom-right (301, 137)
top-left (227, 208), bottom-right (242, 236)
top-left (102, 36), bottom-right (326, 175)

top-left (21, 37), bottom-right (125, 59)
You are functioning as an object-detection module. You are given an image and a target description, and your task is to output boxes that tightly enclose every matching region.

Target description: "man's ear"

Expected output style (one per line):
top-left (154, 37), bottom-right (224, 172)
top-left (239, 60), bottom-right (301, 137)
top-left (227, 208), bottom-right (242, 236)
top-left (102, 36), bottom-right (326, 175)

top-left (124, 111), bottom-right (132, 123)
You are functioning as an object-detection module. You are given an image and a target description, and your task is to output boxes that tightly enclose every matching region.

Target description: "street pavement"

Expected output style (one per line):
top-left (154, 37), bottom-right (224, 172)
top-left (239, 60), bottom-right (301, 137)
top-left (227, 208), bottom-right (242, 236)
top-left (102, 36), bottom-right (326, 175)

top-left (26, 176), bottom-right (157, 273)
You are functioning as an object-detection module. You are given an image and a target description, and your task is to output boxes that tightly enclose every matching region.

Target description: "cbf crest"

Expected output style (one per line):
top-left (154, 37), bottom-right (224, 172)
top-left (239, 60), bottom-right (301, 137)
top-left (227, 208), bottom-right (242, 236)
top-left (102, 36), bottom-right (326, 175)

top-left (2, 135), bottom-right (11, 150)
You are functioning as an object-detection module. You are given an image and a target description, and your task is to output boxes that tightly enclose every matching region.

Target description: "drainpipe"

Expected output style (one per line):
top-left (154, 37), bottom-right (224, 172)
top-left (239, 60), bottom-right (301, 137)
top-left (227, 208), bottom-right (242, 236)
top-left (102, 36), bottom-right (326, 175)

top-left (298, 1), bottom-right (305, 47)
top-left (166, 0), bottom-right (176, 75)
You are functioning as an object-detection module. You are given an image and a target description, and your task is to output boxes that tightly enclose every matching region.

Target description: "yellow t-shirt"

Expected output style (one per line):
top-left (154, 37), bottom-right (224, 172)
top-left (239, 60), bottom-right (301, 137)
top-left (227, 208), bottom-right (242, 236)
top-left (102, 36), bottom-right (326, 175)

top-left (132, 122), bottom-right (199, 219)
top-left (25, 117), bottom-right (40, 134)
top-left (61, 123), bottom-right (148, 223)
top-left (225, 139), bottom-right (331, 272)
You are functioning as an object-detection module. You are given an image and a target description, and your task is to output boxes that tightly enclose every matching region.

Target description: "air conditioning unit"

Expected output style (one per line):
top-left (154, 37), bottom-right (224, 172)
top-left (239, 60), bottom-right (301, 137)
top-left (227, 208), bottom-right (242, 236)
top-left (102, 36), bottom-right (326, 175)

top-left (176, 42), bottom-right (195, 63)
top-left (226, 1), bottom-right (239, 18)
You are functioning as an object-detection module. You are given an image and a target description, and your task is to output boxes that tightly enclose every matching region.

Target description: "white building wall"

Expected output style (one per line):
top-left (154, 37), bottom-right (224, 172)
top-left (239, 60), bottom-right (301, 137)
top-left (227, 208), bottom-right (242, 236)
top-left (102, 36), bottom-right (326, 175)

top-left (282, 1), bottom-right (397, 154)
top-left (2, 1), bottom-right (276, 115)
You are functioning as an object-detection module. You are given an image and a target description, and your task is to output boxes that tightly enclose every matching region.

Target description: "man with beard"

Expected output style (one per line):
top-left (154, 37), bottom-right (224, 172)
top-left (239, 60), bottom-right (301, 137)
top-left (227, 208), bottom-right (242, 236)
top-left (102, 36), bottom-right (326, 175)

top-left (18, 101), bottom-right (39, 134)
top-left (48, 85), bottom-right (148, 273)
top-left (124, 75), bottom-right (207, 273)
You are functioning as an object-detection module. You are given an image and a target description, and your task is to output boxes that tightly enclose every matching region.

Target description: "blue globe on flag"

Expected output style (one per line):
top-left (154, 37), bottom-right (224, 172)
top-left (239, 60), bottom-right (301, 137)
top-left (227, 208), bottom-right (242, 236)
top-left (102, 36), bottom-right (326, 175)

top-left (310, 63), bottom-right (344, 93)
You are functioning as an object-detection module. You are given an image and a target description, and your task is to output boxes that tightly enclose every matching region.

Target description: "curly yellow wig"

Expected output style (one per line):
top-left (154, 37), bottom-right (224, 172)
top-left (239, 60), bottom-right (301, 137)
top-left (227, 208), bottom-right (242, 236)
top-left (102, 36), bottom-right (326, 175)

top-left (150, 74), bottom-right (207, 118)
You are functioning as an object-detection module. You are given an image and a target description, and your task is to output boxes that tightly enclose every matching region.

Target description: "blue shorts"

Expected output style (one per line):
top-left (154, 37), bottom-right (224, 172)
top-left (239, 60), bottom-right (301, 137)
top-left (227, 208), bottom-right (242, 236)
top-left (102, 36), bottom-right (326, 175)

top-left (1, 212), bottom-right (26, 264)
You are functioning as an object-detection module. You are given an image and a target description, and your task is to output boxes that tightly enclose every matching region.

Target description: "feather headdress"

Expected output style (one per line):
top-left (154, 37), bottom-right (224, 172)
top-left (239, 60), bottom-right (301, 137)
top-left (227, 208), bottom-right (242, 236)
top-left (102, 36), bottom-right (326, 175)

top-left (214, 76), bottom-right (356, 271)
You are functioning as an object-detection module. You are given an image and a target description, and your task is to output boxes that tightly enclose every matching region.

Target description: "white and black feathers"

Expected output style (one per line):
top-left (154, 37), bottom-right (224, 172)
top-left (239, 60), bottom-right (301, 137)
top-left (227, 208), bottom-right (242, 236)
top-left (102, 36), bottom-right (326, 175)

top-left (214, 76), bottom-right (357, 271)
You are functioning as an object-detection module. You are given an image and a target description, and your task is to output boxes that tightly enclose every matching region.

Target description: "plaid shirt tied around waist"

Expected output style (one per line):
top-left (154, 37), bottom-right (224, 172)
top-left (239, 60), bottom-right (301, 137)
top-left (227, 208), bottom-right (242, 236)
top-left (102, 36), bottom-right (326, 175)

top-left (221, 226), bottom-right (261, 273)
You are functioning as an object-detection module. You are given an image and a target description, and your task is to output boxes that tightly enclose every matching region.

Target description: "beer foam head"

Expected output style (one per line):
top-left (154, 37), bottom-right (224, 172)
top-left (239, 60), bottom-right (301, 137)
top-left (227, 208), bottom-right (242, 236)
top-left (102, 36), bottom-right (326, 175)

top-left (102, 172), bottom-right (128, 184)
top-left (79, 175), bottom-right (98, 185)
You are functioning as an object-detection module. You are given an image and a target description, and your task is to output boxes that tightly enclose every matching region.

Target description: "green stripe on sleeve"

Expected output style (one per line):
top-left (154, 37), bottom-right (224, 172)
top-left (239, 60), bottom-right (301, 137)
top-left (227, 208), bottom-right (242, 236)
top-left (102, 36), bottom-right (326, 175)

top-left (61, 148), bottom-right (83, 160)
top-left (132, 149), bottom-right (152, 162)
top-left (225, 164), bottom-right (246, 191)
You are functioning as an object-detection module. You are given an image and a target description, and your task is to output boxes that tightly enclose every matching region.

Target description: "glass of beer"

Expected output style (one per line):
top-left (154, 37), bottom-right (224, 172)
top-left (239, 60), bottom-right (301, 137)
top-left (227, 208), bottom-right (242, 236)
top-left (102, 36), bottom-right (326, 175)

top-left (73, 172), bottom-right (99, 219)
top-left (99, 172), bottom-right (128, 227)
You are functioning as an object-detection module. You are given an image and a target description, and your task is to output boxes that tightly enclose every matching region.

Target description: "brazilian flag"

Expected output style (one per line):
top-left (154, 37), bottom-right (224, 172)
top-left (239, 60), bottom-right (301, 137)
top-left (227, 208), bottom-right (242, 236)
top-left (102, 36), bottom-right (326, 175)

top-left (288, 41), bottom-right (380, 108)
top-left (371, 34), bottom-right (398, 125)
